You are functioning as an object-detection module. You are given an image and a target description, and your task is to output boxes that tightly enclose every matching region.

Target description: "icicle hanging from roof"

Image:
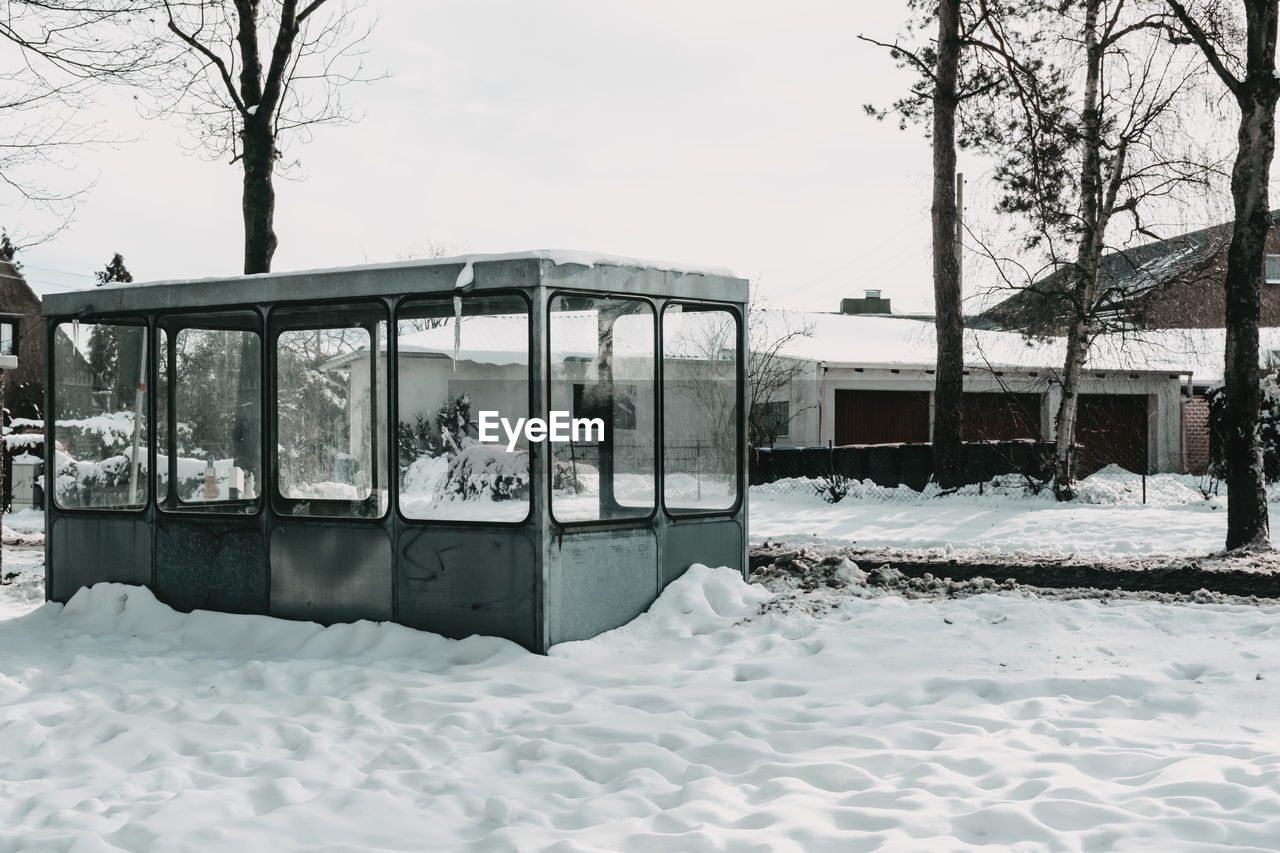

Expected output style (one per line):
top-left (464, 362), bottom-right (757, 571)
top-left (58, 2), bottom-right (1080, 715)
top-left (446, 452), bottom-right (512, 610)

top-left (452, 261), bottom-right (474, 371)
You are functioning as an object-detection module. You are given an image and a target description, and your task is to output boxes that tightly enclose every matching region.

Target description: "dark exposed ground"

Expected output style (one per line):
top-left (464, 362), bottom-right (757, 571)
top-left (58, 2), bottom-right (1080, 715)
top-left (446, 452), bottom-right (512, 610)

top-left (750, 542), bottom-right (1280, 602)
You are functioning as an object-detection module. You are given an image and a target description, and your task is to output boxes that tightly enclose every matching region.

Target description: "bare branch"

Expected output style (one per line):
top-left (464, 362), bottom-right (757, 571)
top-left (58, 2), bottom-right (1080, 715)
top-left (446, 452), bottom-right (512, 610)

top-left (1164, 0), bottom-right (1242, 94)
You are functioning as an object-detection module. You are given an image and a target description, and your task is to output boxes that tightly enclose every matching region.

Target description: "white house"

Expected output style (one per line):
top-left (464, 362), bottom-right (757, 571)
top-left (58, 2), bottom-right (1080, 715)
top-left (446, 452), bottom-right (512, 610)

top-left (758, 307), bottom-right (1197, 476)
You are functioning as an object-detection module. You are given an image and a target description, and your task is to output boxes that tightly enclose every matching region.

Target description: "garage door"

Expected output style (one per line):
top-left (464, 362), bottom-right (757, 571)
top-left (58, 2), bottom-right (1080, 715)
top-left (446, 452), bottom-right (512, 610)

top-left (834, 390), bottom-right (930, 446)
top-left (1076, 394), bottom-right (1148, 476)
top-left (962, 392), bottom-right (1041, 441)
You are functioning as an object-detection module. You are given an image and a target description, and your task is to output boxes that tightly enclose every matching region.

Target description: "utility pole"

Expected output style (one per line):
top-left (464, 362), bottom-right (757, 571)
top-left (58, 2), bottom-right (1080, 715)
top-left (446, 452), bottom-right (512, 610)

top-left (955, 173), bottom-right (964, 291)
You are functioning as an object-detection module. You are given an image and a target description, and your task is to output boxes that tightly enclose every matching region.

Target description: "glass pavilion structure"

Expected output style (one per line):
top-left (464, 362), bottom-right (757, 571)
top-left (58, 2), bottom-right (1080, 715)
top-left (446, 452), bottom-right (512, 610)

top-left (43, 253), bottom-right (748, 652)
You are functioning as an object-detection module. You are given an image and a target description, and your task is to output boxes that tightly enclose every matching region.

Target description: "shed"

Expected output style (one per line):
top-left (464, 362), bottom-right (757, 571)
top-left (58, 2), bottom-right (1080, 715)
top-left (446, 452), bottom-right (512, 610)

top-left (42, 252), bottom-right (749, 652)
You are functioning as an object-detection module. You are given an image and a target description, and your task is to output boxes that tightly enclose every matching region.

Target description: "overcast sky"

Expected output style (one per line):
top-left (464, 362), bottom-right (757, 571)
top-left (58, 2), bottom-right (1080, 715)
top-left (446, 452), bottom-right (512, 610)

top-left (2, 1), bottom-right (1252, 313)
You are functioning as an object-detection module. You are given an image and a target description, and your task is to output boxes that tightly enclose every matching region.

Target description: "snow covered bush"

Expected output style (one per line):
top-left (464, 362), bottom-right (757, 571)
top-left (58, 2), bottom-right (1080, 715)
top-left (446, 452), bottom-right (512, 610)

top-left (812, 473), bottom-right (851, 504)
top-left (437, 444), bottom-right (529, 502)
top-left (51, 413), bottom-right (144, 505)
top-left (1206, 374), bottom-right (1280, 482)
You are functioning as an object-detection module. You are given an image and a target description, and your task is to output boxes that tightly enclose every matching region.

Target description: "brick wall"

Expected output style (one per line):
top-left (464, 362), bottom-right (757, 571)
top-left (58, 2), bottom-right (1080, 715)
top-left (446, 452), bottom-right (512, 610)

top-left (1183, 396), bottom-right (1210, 475)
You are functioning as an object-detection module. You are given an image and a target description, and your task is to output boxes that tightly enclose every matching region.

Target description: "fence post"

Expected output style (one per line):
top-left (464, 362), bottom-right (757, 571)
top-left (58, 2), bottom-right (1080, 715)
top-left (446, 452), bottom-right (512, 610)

top-left (695, 439), bottom-right (702, 501)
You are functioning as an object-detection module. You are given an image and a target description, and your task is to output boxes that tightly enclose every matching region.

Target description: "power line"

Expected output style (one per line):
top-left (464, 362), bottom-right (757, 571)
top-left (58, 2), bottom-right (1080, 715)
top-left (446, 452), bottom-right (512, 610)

top-left (0, 268), bottom-right (88, 292)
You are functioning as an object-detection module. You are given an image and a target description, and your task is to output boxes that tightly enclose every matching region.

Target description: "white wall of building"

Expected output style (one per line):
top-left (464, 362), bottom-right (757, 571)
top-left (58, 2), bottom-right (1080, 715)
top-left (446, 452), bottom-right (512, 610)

top-left (767, 362), bottom-right (1186, 474)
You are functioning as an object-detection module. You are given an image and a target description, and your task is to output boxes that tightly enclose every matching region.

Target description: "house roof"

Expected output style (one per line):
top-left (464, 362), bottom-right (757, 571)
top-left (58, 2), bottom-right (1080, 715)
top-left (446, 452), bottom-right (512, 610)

top-left (977, 214), bottom-right (1276, 332)
top-left (0, 260), bottom-right (40, 314)
top-left (764, 309), bottom-right (1222, 378)
top-left (370, 304), bottom-right (1280, 387)
top-left (346, 307), bottom-right (1226, 379)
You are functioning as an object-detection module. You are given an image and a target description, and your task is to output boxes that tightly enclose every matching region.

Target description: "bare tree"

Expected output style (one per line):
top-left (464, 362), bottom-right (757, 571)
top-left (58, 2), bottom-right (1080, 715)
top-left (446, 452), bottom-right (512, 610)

top-left (932, 0), bottom-right (967, 488)
top-left (149, 0), bottom-right (377, 275)
top-left (1166, 0), bottom-right (1278, 550)
top-left (4, 1), bottom-right (376, 272)
top-left (862, 1), bottom-right (1025, 488)
top-left (1, 2), bottom-right (163, 239)
top-left (965, 0), bottom-right (1213, 499)
top-left (746, 300), bottom-right (815, 449)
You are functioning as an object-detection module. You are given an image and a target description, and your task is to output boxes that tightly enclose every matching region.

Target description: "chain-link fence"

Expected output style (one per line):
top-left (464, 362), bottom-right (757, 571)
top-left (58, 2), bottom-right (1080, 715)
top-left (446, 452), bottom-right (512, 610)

top-left (750, 439), bottom-right (1224, 504)
top-left (751, 441), bottom-right (1050, 493)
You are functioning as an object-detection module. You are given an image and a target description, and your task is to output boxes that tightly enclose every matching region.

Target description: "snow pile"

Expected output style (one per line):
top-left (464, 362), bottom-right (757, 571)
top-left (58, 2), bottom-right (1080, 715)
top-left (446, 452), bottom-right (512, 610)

top-left (2, 566), bottom-right (1280, 850)
top-left (1072, 464), bottom-right (1209, 505)
top-left (53, 583), bottom-right (523, 666)
top-left (0, 547), bottom-right (43, 619)
top-left (552, 564), bottom-right (775, 656)
top-left (2, 508), bottom-right (43, 536)
top-left (400, 454), bottom-right (450, 498)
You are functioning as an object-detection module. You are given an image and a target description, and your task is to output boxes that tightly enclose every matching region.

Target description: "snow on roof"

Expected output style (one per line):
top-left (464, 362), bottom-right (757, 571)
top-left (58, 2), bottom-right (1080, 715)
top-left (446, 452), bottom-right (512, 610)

top-left (1088, 326), bottom-right (1280, 386)
top-left (346, 306), bottom-right (1263, 381)
top-left (766, 311), bottom-right (1222, 377)
top-left (329, 311), bottom-right (659, 368)
top-left (96, 250), bottom-right (738, 292)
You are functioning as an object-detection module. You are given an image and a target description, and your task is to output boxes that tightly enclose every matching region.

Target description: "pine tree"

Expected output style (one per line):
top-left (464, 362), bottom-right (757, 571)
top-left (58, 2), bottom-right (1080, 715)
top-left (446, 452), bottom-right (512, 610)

top-left (87, 253), bottom-right (135, 409)
top-left (94, 252), bottom-right (133, 286)
top-left (0, 230), bottom-right (19, 271)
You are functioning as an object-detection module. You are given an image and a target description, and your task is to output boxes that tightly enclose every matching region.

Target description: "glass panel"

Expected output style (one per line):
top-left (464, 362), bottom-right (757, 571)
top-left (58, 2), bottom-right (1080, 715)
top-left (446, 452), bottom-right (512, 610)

top-left (663, 305), bottom-right (739, 512)
top-left (157, 328), bottom-right (169, 502)
top-left (274, 319), bottom-right (387, 518)
top-left (397, 295), bottom-right (530, 522)
top-left (1267, 255), bottom-right (1280, 284)
top-left (52, 322), bottom-right (149, 509)
top-left (550, 295), bottom-right (655, 522)
top-left (157, 327), bottom-right (261, 511)
top-left (0, 320), bottom-right (14, 357)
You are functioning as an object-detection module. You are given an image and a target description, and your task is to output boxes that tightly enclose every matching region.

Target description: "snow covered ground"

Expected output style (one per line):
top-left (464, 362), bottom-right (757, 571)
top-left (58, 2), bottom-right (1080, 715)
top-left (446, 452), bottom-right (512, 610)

top-left (0, 559), bottom-right (1279, 850)
top-left (2, 470), bottom-right (1278, 850)
top-left (751, 466), bottom-right (1235, 558)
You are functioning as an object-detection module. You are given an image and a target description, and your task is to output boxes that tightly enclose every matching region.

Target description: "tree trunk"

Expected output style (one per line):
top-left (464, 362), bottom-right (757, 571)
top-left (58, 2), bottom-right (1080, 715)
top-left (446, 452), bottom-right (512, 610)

top-left (0, 373), bottom-right (5, 578)
top-left (931, 0), bottom-right (965, 489)
top-left (1052, 0), bottom-right (1105, 501)
top-left (236, 123), bottom-right (275, 492)
top-left (1053, 307), bottom-right (1090, 499)
top-left (241, 124), bottom-right (278, 276)
top-left (1221, 73), bottom-right (1278, 550)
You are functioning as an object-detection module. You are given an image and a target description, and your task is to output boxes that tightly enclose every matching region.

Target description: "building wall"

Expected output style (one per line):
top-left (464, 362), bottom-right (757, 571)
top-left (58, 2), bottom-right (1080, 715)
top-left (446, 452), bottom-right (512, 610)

top-left (0, 261), bottom-right (44, 422)
top-left (1182, 396), bottom-right (1210, 475)
top-left (1140, 227), bottom-right (1280, 329)
top-left (774, 364), bottom-right (1187, 474)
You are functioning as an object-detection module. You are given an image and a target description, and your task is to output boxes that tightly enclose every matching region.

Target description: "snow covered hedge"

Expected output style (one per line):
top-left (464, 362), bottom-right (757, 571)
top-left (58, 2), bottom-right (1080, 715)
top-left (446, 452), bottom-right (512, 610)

top-left (1206, 374), bottom-right (1280, 482)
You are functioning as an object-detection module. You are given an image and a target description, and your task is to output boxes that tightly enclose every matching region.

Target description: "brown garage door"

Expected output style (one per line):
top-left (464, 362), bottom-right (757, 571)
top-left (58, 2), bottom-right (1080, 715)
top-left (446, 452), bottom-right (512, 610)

top-left (962, 392), bottom-right (1042, 442)
top-left (834, 390), bottom-right (930, 446)
top-left (1076, 394), bottom-right (1148, 476)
